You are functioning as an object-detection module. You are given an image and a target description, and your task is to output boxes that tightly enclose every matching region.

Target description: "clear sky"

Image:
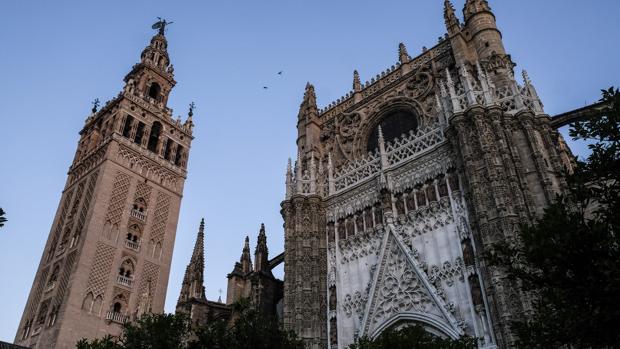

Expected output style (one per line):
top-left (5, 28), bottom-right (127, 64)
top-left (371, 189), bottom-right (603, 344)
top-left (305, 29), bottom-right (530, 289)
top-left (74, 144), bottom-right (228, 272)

top-left (0, 0), bottom-right (618, 343)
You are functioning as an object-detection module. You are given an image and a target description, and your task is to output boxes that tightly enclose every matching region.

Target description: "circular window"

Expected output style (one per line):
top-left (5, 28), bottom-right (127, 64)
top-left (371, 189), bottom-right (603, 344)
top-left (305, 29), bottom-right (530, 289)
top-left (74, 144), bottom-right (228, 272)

top-left (367, 109), bottom-right (418, 152)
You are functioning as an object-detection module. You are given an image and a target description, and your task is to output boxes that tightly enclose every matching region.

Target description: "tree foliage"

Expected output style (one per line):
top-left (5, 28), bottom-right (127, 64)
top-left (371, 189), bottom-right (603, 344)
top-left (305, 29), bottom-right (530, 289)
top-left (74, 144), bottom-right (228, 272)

top-left (486, 87), bottom-right (620, 348)
top-left (77, 314), bottom-right (191, 349)
top-left (348, 325), bottom-right (476, 349)
top-left (0, 207), bottom-right (6, 228)
top-left (76, 300), bottom-right (303, 349)
top-left (190, 298), bottom-right (304, 349)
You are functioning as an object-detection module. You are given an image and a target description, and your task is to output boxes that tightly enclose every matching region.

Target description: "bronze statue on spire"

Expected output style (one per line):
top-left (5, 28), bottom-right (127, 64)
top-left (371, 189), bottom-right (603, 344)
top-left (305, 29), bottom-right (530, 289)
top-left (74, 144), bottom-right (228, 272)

top-left (152, 17), bottom-right (173, 35)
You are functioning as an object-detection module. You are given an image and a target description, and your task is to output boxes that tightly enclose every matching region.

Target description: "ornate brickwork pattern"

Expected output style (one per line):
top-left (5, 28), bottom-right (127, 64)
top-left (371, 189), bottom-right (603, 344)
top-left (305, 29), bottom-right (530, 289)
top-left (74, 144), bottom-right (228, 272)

top-left (104, 172), bottom-right (131, 227)
top-left (54, 250), bottom-right (78, 308)
top-left (74, 171), bottom-right (99, 243)
top-left (133, 182), bottom-right (153, 204)
top-left (24, 267), bottom-right (49, 321)
top-left (138, 261), bottom-right (160, 296)
top-left (148, 192), bottom-right (171, 243)
top-left (116, 144), bottom-right (181, 191)
top-left (85, 242), bottom-right (116, 298)
top-left (46, 188), bottom-right (75, 262)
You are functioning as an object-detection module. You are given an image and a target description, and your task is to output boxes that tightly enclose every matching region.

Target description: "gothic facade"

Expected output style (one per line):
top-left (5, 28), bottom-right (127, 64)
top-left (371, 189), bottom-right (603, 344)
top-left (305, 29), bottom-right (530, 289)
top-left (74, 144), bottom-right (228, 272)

top-left (176, 221), bottom-right (284, 327)
top-left (14, 24), bottom-right (194, 348)
top-left (281, 1), bottom-right (573, 348)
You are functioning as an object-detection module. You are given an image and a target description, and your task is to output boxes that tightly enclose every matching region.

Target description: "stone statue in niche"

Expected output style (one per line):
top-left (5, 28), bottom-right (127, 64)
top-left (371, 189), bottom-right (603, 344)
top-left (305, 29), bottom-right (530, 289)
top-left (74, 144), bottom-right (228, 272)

top-left (336, 112), bottom-right (362, 161)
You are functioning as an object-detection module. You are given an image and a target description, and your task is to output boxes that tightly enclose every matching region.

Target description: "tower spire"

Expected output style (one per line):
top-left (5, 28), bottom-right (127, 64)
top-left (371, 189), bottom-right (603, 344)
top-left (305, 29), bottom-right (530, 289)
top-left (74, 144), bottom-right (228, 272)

top-left (254, 223), bottom-right (269, 272)
top-left (444, 0), bottom-right (461, 35)
top-left (177, 219), bottom-right (206, 305)
top-left (240, 236), bottom-right (253, 273)
top-left (122, 20), bottom-right (177, 110)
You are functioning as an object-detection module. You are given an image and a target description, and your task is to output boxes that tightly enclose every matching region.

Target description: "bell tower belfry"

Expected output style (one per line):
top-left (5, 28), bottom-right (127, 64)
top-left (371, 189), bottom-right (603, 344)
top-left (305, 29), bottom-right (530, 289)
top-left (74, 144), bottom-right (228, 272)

top-left (15, 20), bottom-right (194, 349)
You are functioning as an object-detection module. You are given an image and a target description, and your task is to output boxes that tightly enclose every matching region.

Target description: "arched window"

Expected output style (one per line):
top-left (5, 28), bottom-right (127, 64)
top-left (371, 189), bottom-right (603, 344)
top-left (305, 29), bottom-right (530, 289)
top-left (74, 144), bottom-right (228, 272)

top-left (148, 82), bottom-right (161, 100)
top-left (92, 295), bottom-right (103, 316)
top-left (147, 122), bottom-right (162, 152)
top-left (82, 292), bottom-right (94, 312)
top-left (48, 265), bottom-right (60, 289)
top-left (111, 294), bottom-right (128, 315)
top-left (122, 115), bottom-right (134, 138)
top-left (174, 145), bottom-right (184, 166)
top-left (367, 108), bottom-right (418, 152)
top-left (119, 259), bottom-right (135, 278)
top-left (48, 306), bottom-right (59, 326)
top-left (113, 302), bottom-right (122, 313)
top-left (163, 139), bottom-right (173, 160)
top-left (126, 224), bottom-right (142, 243)
top-left (134, 122), bottom-right (145, 145)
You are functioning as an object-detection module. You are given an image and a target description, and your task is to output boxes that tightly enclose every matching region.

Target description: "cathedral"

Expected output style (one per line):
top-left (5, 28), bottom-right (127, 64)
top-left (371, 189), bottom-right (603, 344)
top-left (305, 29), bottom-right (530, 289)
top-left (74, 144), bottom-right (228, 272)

top-left (15, 1), bottom-right (579, 348)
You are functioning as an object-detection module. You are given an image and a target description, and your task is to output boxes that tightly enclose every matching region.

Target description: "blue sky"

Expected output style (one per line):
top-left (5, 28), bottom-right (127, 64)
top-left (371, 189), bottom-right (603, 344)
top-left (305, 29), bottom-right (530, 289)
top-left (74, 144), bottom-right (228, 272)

top-left (0, 0), bottom-right (618, 342)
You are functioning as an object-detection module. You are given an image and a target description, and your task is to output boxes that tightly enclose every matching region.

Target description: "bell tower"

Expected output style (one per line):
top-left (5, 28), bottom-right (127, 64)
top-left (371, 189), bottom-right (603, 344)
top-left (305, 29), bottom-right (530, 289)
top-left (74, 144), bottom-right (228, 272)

top-left (14, 20), bottom-right (195, 349)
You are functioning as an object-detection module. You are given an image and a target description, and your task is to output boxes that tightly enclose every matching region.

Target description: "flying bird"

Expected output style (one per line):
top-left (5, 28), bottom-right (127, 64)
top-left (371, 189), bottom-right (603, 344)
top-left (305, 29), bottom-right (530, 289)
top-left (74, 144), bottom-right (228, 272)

top-left (263, 86), bottom-right (269, 90)
top-left (278, 71), bottom-right (283, 75)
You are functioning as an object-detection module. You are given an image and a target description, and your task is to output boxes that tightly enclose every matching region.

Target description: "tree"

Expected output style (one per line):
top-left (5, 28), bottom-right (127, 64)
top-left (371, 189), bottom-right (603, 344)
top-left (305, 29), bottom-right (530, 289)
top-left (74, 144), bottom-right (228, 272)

top-left (486, 87), bottom-right (620, 348)
top-left (0, 207), bottom-right (6, 228)
top-left (77, 314), bottom-right (191, 349)
top-left (190, 298), bottom-right (304, 349)
top-left (347, 325), bottom-right (476, 349)
top-left (76, 300), bottom-right (304, 349)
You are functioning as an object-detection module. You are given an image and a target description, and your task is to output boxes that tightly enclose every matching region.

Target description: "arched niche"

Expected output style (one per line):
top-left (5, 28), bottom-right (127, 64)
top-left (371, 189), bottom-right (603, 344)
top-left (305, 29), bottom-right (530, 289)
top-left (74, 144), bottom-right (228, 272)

top-left (369, 312), bottom-right (461, 341)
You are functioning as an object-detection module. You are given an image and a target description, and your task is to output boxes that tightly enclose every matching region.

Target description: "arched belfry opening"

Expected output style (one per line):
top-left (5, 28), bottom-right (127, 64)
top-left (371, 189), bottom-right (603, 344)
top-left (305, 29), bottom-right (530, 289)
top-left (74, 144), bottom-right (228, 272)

top-left (367, 108), bottom-right (418, 152)
top-left (147, 121), bottom-right (162, 152)
top-left (148, 82), bottom-right (161, 101)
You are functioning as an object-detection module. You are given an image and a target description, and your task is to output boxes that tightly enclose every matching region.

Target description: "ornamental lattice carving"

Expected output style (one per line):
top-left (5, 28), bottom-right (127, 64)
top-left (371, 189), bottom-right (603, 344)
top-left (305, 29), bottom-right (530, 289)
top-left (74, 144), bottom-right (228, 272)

top-left (138, 261), bottom-right (160, 296)
top-left (25, 267), bottom-right (49, 320)
top-left (428, 258), bottom-right (465, 287)
top-left (133, 182), bottom-right (153, 205)
top-left (85, 242), bottom-right (116, 298)
top-left (342, 291), bottom-right (368, 319)
top-left (338, 228), bottom-right (383, 264)
top-left (73, 171), bottom-right (99, 245)
top-left (116, 144), bottom-right (181, 191)
top-left (47, 188), bottom-right (76, 262)
top-left (104, 172), bottom-right (131, 227)
top-left (148, 192), bottom-right (171, 243)
top-left (369, 237), bottom-right (441, 327)
top-left (53, 250), bottom-right (78, 308)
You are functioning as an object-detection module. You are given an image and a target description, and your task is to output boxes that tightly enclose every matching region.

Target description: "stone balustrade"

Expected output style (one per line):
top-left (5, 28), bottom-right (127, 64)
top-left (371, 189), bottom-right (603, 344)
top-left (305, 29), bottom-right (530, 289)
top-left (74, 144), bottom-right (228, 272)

top-left (116, 275), bottom-right (133, 288)
top-left (105, 311), bottom-right (128, 324)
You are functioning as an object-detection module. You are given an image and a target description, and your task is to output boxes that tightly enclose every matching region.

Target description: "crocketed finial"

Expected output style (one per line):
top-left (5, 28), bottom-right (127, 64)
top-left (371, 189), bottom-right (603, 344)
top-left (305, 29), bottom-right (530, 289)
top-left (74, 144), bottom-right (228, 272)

top-left (398, 43), bottom-right (410, 63)
top-left (353, 70), bottom-right (362, 91)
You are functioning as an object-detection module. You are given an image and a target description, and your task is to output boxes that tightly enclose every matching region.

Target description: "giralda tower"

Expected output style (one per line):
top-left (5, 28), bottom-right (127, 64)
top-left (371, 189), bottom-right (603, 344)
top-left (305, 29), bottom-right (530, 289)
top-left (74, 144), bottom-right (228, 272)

top-left (14, 21), bottom-right (194, 348)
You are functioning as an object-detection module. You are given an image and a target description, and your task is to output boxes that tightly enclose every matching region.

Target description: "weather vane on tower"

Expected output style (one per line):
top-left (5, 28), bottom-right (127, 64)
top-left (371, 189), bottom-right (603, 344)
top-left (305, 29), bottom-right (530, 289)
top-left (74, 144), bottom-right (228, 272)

top-left (152, 17), bottom-right (173, 35)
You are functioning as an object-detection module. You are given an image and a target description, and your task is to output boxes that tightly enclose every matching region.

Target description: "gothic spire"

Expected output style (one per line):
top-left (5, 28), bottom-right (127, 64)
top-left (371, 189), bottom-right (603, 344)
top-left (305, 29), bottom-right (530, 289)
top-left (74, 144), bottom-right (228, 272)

top-left (240, 236), bottom-right (252, 273)
top-left (297, 82), bottom-right (318, 122)
top-left (177, 219), bottom-right (206, 305)
top-left (444, 0), bottom-right (461, 35)
top-left (254, 223), bottom-right (269, 272)
top-left (303, 82), bottom-right (317, 108)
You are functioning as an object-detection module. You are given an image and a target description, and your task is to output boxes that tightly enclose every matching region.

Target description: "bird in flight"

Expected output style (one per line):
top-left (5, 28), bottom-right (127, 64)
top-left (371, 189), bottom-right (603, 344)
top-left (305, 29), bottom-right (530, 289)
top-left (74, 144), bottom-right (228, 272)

top-left (263, 86), bottom-right (269, 89)
top-left (278, 71), bottom-right (283, 75)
